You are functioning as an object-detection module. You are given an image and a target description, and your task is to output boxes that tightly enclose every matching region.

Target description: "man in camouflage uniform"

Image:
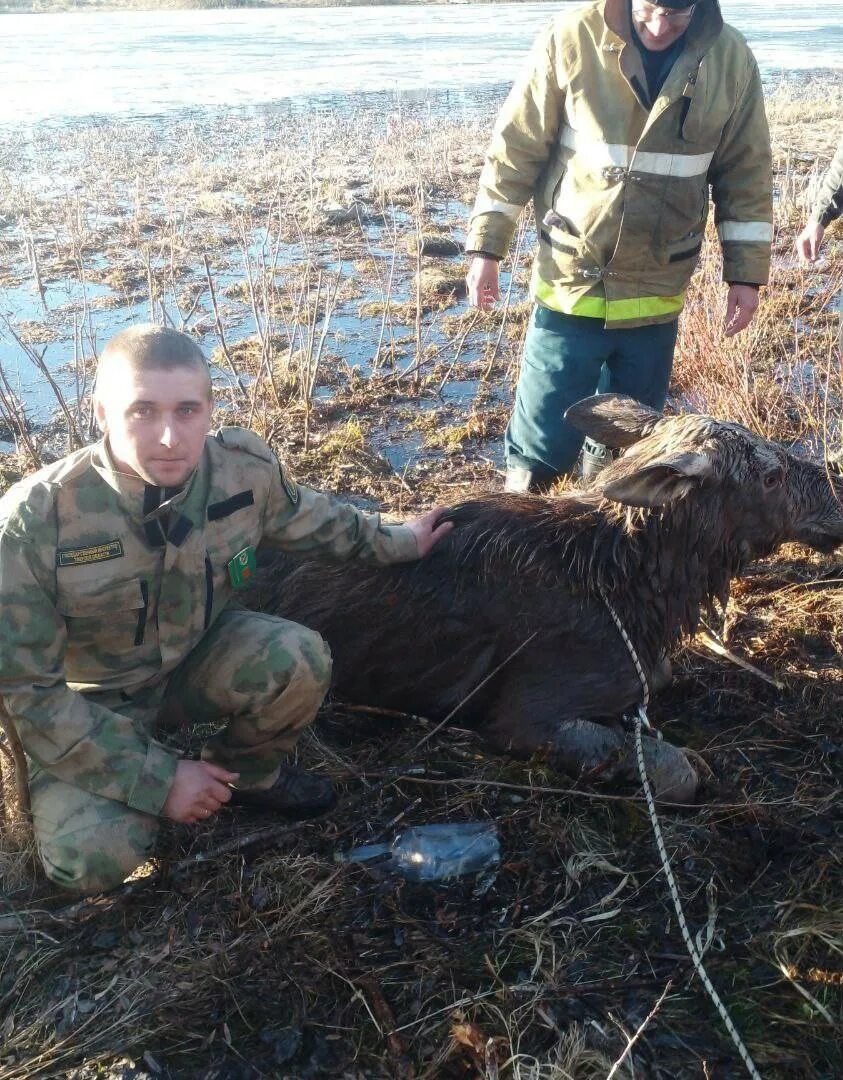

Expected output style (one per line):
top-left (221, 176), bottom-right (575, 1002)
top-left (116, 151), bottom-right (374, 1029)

top-left (0, 325), bottom-right (450, 895)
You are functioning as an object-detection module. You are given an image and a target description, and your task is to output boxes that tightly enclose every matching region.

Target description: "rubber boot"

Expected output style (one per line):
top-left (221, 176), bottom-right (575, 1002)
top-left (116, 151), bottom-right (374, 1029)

top-left (504, 466), bottom-right (536, 493)
top-left (504, 465), bottom-right (558, 494)
top-left (581, 437), bottom-right (616, 484)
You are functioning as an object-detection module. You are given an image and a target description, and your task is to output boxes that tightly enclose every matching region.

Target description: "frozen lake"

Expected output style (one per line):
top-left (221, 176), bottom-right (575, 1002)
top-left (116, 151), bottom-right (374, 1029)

top-left (2, 1), bottom-right (842, 125)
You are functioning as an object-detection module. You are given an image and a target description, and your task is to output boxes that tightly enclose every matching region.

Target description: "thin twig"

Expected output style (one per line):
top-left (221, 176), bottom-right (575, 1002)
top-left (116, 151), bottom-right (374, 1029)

top-left (2, 318), bottom-right (82, 451)
top-left (0, 706), bottom-right (30, 820)
top-left (695, 629), bottom-right (785, 690)
top-left (356, 976), bottom-right (416, 1080)
top-left (410, 632), bottom-right (537, 753)
top-left (395, 774), bottom-right (801, 810)
top-left (0, 359), bottom-right (40, 469)
top-left (202, 253), bottom-right (247, 401)
top-left (605, 979), bottom-right (672, 1080)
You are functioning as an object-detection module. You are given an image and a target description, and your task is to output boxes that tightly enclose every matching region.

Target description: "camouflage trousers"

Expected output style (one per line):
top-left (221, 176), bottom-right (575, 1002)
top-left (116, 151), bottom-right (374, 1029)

top-left (29, 611), bottom-right (332, 895)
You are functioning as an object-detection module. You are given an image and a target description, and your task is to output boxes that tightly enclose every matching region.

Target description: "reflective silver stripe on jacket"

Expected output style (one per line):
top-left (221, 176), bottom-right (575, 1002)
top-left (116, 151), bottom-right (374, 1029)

top-left (471, 194), bottom-right (523, 220)
top-left (560, 124), bottom-right (714, 178)
top-left (717, 220), bottom-right (774, 242)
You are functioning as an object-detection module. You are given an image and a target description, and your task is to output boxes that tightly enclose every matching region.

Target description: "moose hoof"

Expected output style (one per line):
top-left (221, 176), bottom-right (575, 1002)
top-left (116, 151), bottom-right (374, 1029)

top-left (636, 737), bottom-right (698, 804)
top-left (545, 719), bottom-right (699, 804)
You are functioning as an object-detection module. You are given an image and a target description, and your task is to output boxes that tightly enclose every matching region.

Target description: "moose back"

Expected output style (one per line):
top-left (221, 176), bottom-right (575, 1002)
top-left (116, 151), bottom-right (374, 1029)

top-left (253, 396), bottom-right (843, 802)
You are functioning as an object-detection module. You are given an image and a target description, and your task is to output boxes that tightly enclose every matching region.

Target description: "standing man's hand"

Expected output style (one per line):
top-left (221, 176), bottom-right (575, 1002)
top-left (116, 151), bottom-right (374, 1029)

top-left (162, 760), bottom-right (239, 824)
top-left (466, 255), bottom-right (501, 310)
top-left (404, 506), bottom-right (454, 557)
top-left (724, 283), bottom-right (760, 338)
top-left (796, 221), bottom-right (826, 263)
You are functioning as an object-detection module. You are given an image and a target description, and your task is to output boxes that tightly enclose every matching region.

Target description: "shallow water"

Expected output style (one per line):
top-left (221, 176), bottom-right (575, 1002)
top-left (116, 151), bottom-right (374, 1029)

top-left (1, 1), bottom-right (840, 451)
top-left (1, 1), bottom-right (842, 126)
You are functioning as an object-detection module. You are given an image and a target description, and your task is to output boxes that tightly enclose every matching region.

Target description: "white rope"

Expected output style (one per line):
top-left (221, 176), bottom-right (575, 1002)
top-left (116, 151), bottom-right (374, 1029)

top-left (599, 587), bottom-right (763, 1080)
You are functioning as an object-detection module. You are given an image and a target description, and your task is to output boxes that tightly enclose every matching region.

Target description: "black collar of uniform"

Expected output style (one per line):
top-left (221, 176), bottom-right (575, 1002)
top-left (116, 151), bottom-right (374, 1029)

top-left (141, 482), bottom-right (189, 548)
top-left (93, 439), bottom-right (198, 548)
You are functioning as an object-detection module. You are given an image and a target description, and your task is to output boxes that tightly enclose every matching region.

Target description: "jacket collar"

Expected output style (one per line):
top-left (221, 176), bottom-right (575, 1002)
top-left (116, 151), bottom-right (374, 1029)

top-left (600, 0), bottom-right (724, 110)
top-left (602, 0), bottom-right (723, 48)
top-left (92, 438), bottom-right (196, 526)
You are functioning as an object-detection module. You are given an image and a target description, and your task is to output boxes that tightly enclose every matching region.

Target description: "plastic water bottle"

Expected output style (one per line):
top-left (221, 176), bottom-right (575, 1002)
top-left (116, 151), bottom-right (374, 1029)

top-left (341, 822), bottom-right (500, 883)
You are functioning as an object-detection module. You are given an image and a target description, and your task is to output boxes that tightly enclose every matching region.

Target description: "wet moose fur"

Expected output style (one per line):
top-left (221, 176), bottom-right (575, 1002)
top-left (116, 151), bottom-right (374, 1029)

top-left (256, 396), bottom-right (843, 801)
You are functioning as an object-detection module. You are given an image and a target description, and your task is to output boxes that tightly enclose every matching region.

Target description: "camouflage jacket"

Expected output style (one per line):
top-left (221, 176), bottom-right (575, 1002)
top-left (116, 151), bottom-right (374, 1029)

top-left (0, 428), bottom-right (418, 815)
top-left (810, 137), bottom-right (843, 228)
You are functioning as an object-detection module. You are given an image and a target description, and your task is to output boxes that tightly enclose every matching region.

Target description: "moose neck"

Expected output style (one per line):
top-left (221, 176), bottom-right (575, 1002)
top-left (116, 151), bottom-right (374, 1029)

top-left (591, 488), bottom-right (750, 665)
top-left (450, 488), bottom-right (760, 671)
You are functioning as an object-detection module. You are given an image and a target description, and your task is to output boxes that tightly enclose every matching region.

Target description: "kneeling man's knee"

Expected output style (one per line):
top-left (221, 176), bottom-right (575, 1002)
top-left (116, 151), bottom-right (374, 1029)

top-left (253, 623), bottom-right (332, 702)
top-left (296, 627), bottom-right (332, 694)
top-left (39, 837), bottom-right (151, 896)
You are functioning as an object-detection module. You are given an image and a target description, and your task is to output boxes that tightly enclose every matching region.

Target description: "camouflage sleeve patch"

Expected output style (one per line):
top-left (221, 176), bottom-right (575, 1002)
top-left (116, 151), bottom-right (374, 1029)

top-left (214, 425), bottom-right (299, 507)
top-left (0, 477), bottom-right (58, 544)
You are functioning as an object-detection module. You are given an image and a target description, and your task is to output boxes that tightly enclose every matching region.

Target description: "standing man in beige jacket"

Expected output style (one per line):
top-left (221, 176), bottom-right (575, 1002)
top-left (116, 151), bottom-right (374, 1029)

top-left (466, 1), bottom-right (773, 491)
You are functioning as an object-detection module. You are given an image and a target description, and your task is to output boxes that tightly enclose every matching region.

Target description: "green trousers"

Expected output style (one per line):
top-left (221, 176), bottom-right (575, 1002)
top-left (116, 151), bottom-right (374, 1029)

top-left (506, 305), bottom-right (679, 481)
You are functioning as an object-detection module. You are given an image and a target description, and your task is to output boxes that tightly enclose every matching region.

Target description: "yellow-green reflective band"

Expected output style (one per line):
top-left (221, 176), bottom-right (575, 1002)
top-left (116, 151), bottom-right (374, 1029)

top-left (569, 295), bottom-right (611, 318)
top-left (534, 277), bottom-right (685, 321)
top-left (605, 293), bottom-right (685, 320)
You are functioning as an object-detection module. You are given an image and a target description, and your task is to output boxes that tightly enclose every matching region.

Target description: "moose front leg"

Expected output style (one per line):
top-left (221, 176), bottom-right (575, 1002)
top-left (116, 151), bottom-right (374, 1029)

top-left (481, 647), bottom-right (697, 802)
top-left (483, 674), bottom-right (698, 803)
top-left (546, 718), bottom-right (698, 803)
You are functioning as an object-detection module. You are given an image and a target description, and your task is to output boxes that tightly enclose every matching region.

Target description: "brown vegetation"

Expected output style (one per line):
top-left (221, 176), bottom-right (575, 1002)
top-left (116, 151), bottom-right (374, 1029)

top-left (0, 82), bottom-right (841, 1078)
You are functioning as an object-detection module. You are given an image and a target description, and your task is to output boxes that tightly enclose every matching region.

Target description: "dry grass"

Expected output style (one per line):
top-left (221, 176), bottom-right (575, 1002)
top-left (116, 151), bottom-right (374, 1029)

top-left (0, 83), bottom-right (842, 1079)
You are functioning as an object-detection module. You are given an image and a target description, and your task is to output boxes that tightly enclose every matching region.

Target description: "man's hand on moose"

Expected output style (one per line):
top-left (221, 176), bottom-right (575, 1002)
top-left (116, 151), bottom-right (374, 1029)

top-left (405, 506), bottom-right (454, 557)
top-left (162, 760), bottom-right (239, 824)
top-left (724, 283), bottom-right (760, 338)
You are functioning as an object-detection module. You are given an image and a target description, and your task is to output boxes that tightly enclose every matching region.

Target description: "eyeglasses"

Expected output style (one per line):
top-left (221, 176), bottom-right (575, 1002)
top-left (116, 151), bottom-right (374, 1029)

top-left (632, 2), bottom-right (697, 25)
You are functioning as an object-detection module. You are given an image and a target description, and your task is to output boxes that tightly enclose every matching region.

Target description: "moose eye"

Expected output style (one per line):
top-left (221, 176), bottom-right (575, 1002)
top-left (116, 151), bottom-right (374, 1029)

top-left (762, 469), bottom-right (783, 490)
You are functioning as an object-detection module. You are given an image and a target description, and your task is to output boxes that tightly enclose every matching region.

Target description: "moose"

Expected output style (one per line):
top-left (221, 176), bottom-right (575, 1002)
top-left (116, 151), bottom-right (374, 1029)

top-left (255, 395), bottom-right (843, 802)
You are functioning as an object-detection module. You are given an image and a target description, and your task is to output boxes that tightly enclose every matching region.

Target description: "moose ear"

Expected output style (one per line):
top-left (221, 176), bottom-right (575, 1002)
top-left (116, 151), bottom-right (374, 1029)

top-left (601, 451), bottom-right (714, 508)
top-left (564, 394), bottom-right (662, 448)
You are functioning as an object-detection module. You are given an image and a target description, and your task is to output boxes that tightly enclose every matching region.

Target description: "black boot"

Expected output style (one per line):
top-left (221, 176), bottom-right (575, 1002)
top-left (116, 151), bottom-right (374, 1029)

top-left (230, 765), bottom-right (337, 817)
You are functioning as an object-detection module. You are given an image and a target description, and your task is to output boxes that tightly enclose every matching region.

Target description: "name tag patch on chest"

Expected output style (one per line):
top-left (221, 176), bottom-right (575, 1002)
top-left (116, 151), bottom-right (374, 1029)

top-left (227, 546), bottom-right (256, 589)
top-left (57, 540), bottom-right (124, 567)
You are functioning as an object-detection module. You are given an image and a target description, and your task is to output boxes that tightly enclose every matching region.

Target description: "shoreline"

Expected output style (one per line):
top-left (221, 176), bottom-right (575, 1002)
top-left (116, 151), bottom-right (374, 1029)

top-left (2, 68), bottom-right (842, 136)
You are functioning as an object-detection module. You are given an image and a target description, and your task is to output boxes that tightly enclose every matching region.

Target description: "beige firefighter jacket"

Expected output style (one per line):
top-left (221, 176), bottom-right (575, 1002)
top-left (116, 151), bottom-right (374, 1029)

top-left (466, 0), bottom-right (773, 327)
top-left (0, 429), bottom-right (418, 814)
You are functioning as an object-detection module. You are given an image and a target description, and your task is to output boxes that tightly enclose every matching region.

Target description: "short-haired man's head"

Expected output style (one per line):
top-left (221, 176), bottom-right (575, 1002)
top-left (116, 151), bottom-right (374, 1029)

top-left (96, 324), bottom-right (212, 406)
top-left (94, 325), bottom-right (214, 487)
